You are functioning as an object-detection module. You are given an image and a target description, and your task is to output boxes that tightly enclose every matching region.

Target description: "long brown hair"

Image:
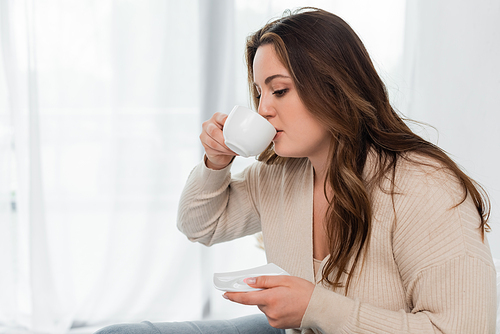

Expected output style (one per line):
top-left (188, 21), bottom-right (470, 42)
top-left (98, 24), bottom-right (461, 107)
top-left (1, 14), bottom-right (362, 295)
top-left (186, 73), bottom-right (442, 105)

top-left (245, 8), bottom-right (490, 292)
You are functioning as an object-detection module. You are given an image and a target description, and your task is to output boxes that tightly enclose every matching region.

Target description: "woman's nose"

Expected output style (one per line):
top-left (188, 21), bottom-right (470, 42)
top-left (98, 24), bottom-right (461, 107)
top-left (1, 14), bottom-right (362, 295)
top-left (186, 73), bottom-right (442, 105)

top-left (258, 96), bottom-right (274, 119)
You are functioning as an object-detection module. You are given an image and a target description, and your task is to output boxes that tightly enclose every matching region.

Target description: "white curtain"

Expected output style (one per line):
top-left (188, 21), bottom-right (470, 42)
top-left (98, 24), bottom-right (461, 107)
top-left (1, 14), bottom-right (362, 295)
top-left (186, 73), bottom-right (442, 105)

top-left (1, 1), bottom-right (205, 332)
top-left (1, 1), bottom-right (497, 333)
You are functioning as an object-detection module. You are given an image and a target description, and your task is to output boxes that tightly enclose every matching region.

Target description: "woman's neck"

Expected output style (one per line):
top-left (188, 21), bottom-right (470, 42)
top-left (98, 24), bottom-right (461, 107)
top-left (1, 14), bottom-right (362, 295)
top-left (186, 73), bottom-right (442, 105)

top-left (310, 155), bottom-right (329, 188)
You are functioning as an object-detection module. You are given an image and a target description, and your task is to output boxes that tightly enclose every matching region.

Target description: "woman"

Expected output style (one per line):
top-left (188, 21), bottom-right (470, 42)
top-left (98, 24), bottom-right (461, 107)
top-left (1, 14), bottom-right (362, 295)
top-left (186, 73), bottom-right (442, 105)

top-left (96, 7), bottom-right (496, 334)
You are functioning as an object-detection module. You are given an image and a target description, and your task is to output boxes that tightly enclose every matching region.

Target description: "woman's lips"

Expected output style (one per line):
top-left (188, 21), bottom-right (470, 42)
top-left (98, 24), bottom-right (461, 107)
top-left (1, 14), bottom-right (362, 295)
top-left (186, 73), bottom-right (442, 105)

top-left (273, 130), bottom-right (283, 141)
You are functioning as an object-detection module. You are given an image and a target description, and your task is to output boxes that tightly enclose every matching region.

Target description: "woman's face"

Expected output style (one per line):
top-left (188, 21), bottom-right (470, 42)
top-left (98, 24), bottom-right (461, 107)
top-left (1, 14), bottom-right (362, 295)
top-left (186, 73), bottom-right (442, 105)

top-left (253, 44), bottom-right (331, 161)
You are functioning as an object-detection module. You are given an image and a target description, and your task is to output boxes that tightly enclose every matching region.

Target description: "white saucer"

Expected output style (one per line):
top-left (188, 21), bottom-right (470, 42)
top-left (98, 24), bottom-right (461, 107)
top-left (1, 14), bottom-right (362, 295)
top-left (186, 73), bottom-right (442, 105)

top-left (213, 263), bottom-right (290, 292)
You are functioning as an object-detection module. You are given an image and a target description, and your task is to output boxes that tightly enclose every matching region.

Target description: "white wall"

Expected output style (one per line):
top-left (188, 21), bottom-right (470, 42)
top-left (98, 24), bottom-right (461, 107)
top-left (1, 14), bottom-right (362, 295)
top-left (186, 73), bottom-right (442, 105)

top-left (400, 0), bottom-right (500, 258)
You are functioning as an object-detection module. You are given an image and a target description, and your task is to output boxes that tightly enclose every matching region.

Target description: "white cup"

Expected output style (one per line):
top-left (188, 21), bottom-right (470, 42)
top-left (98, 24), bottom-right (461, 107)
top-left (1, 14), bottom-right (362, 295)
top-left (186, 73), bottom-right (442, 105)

top-left (223, 105), bottom-right (276, 158)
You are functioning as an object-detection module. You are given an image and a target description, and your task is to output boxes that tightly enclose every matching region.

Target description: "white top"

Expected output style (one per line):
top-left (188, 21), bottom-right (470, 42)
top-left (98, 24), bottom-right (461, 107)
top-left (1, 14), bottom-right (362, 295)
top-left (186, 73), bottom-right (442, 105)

top-left (313, 258), bottom-right (323, 281)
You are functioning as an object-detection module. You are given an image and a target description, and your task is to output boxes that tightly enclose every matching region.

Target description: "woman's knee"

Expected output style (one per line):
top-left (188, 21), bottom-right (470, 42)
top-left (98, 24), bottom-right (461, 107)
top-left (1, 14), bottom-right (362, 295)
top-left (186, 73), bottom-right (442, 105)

top-left (93, 321), bottom-right (158, 334)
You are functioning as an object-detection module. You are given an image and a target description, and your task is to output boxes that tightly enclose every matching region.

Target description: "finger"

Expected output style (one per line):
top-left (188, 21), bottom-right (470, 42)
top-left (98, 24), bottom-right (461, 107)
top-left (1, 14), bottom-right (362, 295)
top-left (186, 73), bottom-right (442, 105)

top-left (201, 135), bottom-right (238, 159)
top-left (200, 133), bottom-right (227, 154)
top-left (201, 123), bottom-right (231, 152)
top-left (206, 121), bottom-right (233, 149)
top-left (244, 275), bottom-right (290, 289)
top-left (223, 290), bottom-right (270, 306)
top-left (204, 122), bottom-right (224, 141)
top-left (212, 112), bottom-right (228, 128)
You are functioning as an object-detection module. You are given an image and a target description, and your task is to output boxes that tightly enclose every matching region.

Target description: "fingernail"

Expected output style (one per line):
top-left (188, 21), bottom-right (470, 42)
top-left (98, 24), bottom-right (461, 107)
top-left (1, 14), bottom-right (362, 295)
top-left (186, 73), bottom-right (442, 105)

top-left (222, 294), bottom-right (229, 299)
top-left (244, 277), bottom-right (256, 285)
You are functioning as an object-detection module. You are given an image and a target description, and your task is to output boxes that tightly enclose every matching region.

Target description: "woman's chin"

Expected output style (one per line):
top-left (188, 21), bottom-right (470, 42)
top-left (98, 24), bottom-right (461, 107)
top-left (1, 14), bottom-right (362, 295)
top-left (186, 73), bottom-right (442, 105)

top-left (273, 147), bottom-right (299, 159)
top-left (272, 145), bottom-right (285, 157)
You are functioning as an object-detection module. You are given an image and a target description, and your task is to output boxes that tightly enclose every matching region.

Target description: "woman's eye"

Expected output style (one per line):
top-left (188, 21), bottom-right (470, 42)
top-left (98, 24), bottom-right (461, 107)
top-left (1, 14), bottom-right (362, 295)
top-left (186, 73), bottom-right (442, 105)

top-left (272, 89), bottom-right (288, 97)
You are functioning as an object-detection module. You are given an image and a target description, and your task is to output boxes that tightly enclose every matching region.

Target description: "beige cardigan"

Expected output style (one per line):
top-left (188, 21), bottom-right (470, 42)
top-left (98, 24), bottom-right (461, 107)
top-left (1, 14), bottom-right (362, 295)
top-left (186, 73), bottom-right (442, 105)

top-left (177, 154), bottom-right (496, 333)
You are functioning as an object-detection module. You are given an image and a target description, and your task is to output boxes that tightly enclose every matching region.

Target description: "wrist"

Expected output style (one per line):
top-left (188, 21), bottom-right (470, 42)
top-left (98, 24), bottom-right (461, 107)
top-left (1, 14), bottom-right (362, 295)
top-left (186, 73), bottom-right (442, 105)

top-left (204, 155), bottom-right (234, 170)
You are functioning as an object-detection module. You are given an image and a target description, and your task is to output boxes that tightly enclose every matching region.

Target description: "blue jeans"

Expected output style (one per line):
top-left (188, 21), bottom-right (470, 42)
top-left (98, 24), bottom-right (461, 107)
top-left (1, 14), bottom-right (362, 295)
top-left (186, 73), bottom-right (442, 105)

top-left (93, 314), bottom-right (285, 334)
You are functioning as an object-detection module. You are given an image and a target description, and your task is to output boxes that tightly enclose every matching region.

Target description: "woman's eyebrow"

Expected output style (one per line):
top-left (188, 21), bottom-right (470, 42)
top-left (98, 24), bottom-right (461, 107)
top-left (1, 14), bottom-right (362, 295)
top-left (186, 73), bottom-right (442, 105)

top-left (253, 74), bottom-right (291, 87)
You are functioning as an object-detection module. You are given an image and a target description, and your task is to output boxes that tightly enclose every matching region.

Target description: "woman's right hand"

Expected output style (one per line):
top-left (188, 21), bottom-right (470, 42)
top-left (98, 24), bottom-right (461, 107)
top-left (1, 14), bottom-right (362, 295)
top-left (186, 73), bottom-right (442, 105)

top-left (200, 112), bottom-right (237, 170)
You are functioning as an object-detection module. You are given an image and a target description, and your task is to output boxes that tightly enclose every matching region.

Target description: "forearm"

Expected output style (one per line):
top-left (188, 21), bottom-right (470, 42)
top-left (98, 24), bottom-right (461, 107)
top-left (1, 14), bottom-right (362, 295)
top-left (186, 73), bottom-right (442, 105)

top-left (177, 158), bottom-right (261, 246)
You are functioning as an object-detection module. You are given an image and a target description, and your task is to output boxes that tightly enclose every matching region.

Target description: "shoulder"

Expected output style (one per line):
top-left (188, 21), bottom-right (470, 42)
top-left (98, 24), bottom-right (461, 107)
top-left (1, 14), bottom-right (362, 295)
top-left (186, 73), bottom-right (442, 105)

top-left (365, 150), bottom-right (465, 206)
top-left (393, 152), bottom-right (464, 199)
top-left (398, 151), bottom-right (454, 176)
top-left (390, 152), bottom-right (470, 225)
top-left (384, 152), bottom-right (491, 270)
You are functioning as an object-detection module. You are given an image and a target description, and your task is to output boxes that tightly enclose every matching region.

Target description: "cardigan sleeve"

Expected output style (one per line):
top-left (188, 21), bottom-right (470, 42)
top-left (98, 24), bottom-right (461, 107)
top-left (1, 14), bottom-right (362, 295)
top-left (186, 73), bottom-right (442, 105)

top-left (300, 161), bottom-right (497, 333)
top-left (302, 256), bottom-right (496, 333)
top-left (176, 157), bottom-right (262, 246)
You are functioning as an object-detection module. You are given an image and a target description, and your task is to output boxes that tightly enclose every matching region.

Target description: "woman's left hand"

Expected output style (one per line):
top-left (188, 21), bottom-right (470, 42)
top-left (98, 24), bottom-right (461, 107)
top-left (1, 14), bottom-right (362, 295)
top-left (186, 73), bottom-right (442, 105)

top-left (223, 275), bottom-right (315, 329)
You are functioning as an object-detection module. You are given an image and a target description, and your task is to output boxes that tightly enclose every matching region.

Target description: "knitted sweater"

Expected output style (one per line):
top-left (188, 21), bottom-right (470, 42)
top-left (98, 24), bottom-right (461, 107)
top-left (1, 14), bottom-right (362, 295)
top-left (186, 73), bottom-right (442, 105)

top-left (177, 154), bottom-right (496, 333)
